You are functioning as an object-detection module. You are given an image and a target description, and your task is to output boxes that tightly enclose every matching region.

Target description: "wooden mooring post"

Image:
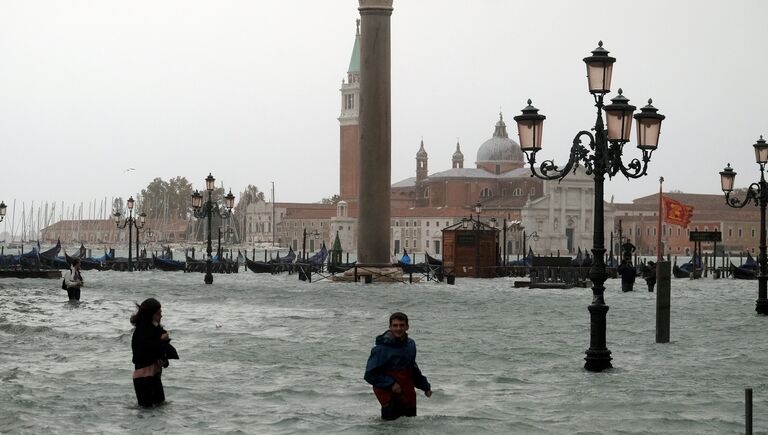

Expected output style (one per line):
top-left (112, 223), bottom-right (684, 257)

top-left (746, 388), bottom-right (753, 435)
top-left (656, 261), bottom-right (671, 343)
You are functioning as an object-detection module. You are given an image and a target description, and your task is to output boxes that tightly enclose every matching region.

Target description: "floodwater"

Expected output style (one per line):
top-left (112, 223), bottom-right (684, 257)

top-left (0, 269), bottom-right (765, 434)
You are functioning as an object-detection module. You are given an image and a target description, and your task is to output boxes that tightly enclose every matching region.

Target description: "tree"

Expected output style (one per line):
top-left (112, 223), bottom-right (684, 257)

top-left (140, 177), bottom-right (169, 219)
top-left (321, 194), bottom-right (341, 205)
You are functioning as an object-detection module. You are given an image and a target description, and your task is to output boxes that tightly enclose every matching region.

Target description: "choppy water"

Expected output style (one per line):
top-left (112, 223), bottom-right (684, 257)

top-left (0, 270), bottom-right (766, 434)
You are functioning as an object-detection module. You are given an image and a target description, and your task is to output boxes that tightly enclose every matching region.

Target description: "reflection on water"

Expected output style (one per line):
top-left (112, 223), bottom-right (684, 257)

top-left (0, 271), bottom-right (765, 433)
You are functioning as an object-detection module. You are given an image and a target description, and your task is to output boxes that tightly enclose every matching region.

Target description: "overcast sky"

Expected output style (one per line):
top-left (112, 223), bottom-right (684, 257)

top-left (2, 0), bottom-right (767, 213)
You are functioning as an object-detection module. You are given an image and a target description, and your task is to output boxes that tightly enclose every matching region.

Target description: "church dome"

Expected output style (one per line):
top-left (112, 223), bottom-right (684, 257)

top-left (476, 113), bottom-right (523, 163)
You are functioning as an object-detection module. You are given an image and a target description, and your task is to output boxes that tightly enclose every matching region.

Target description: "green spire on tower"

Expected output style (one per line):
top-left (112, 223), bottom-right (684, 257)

top-left (348, 19), bottom-right (361, 73)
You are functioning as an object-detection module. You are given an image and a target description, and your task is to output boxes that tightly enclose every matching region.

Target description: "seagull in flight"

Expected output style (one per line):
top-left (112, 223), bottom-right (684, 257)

top-left (124, 168), bottom-right (136, 173)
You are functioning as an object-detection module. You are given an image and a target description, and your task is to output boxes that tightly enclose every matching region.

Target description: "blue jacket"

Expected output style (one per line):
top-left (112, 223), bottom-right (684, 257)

top-left (364, 331), bottom-right (430, 392)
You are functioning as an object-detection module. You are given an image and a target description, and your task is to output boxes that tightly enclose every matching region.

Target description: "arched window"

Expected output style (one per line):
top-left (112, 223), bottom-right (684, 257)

top-left (513, 188), bottom-right (523, 196)
top-left (424, 187), bottom-right (430, 198)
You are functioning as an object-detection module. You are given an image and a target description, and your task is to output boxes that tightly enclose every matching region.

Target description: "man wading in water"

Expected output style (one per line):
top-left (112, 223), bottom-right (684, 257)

top-left (364, 312), bottom-right (432, 420)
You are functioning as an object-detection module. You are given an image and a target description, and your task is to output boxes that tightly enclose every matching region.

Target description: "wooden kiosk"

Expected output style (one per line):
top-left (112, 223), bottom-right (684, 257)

top-left (442, 217), bottom-right (499, 278)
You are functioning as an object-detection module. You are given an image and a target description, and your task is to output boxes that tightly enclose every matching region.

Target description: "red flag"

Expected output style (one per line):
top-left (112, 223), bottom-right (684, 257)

top-left (662, 196), bottom-right (694, 228)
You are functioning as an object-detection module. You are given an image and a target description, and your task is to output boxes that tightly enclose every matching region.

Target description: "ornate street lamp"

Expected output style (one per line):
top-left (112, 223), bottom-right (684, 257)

top-left (0, 201), bottom-right (6, 223)
top-left (191, 174), bottom-right (235, 285)
top-left (523, 230), bottom-right (539, 257)
top-left (514, 41), bottom-right (665, 372)
top-left (114, 196), bottom-right (145, 271)
top-left (719, 135), bottom-right (768, 315)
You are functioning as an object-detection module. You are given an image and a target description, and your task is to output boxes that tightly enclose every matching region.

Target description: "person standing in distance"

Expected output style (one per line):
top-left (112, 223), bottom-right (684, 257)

top-left (364, 312), bottom-right (432, 420)
top-left (62, 258), bottom-right (84, 301)
top-left (130, 298), bottom-right (178, 408)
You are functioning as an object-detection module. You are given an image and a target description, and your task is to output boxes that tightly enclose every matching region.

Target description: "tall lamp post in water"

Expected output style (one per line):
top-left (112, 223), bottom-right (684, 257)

top-left (0, 201), bottom-right (6, 222)
top-left (719, 136), bottom-right (768, 315)
top-left (114, 196), bottom-right (146, 272)
top-left (191, 173), bottom-right (235, 285)
top-left (513, 41), bottom-right (665, 371)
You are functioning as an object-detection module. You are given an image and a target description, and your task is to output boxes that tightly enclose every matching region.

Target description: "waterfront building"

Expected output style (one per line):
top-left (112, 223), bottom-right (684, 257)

top-left (40, 218), bottom-right (188, 246)
top-left (613, 192), bottom-right (761, 257)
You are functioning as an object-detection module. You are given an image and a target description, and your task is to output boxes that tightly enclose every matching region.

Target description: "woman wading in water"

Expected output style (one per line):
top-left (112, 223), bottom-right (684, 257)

top-left (130, 298), bottom-right (178, 408)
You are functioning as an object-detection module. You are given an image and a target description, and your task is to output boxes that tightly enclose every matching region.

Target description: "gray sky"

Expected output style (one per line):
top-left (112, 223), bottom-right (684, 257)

top-left (1, 0), bottom-right (767, 211)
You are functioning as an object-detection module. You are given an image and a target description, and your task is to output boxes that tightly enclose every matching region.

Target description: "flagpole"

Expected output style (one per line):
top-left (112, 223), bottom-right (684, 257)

top-left (657, 176), bottom-right (664, 261)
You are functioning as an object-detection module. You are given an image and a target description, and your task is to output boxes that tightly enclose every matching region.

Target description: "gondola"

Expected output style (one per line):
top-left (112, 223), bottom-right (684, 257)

top-left (305, 244), bottom-right (328, 266)
top-left (245, 257), bottom-right (276, 273)
top-left (152, 254), bottom-right (185, 271)
top-left (65, 252), bottom-right (103, 271)
top-left (730, 262), bottom-right (757, 280)
top-left (328, 261), bottom-right (356, 274)
top-left (672, 263), bottom-right (702, 279)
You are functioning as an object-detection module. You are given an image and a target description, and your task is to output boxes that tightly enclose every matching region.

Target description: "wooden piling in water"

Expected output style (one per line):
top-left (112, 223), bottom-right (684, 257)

top-left (656, 261), bottom-right (671, 343)
top-left (746, 388), bottom-right (753, 435)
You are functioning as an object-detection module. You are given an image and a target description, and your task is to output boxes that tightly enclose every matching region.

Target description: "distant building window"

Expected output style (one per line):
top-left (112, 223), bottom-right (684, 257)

top-left (426, 221), bottom-right (430, 227)
top-left (513, 188), bottom-right (523, 196)
top-left (495, 165), bottom-right (500, 174)
top-left (752, 227), bottom-right (756, 238)
top-left (653, 228), bottom-right (657, 236)
top-left (425, 240), bottom-right (429, 248)
top-left (677, 228), bottom-right (681, 236)
top-left (480, 187), bottom-right (492, 198)
top-left (629, 228), bottom-right (633, 236)
top-left (395, 221), bottom-right (399, 226)
top-left (424, 187), bottom-right (430, 198)
top-left (445, 221), bottom-right (449, 227)
top-left (405, 239), bottom-right (409, 248)
top-left (344, 94), bottom-right (354, 110)
top-left (739, 228), bottom-right (743, 238)
top-left (647, 228), bottom-right (650, 236)
top-left (728, 228), bottom-right (733, 237)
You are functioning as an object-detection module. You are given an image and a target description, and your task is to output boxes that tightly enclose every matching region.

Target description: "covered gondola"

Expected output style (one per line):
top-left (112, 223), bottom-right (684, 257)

top-left (152, 254), bottom-right (185, 271)
top-left (672, 263), bottom-right (702, 279)
top-left (245, 258), bottom-right (276, 273)
top-left (730, 262), bottom-right (757, 280)
top-left (65, 252), bottom-right (103, 271)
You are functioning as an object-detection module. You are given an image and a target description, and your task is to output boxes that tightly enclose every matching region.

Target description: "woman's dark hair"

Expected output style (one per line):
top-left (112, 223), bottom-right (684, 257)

top-left (130, 298), bottom-right (161, 325)
top-left (71, 258), bottom-right (80, 267)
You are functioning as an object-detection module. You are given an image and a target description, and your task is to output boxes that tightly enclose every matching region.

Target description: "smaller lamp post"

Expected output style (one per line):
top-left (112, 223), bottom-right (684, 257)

top-left (523, 230), bottom-right (539, 257)
top-left (719, 135), bottom-right (768, 314)
top-left (191, 174), bottom-right (235, 285)
top-left (474, 202), bottom-right (483, 278)
top-left (0, 201), bottom-right (6, 223)
top-left (114, 196), bottom-right (146, 271)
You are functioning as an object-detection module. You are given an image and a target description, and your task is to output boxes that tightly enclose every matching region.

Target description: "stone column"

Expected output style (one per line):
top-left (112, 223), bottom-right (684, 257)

top-left (357, 0), bottom-right (393, 266)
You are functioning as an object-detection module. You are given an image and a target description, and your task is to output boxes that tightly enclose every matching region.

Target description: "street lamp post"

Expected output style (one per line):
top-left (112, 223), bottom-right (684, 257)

top-left (523, 230), bottom-right (539, 257)
top-left (719, 136), bottom-right (768, 315)
top-left (513, 41), bottom-right (665, 372)
top-left (0, 201), bottom-right (6, 223)
top-left (191, 173), bottom-right (235, 285)
top-left (474, 201), bottom-right (482, 278)
top-left (113, 196), bottom-right (146, 271)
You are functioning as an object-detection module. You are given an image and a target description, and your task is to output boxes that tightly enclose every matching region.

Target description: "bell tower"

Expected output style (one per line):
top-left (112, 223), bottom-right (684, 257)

top-left (339, 20), bottom-right (361, 202)
top-left (416, 139), bottom-right (428, 182)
